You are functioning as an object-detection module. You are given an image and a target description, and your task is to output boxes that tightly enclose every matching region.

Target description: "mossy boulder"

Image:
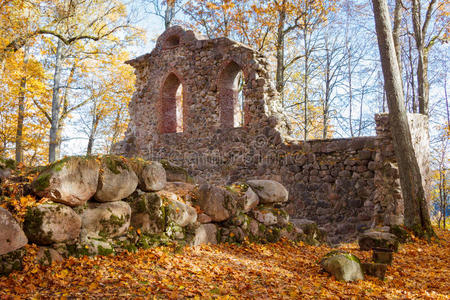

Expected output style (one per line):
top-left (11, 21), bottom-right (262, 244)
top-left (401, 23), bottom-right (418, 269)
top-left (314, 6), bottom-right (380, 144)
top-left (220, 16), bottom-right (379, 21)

top-left (161, 191), bottom-right (197, 227)
top-left (320, 251), bottom-right (364, 282)
top-left (80, 201), bottom-right (131, 239)
top-left (230, 183), bottom-right (259, 213)
top-left (0, 207), bottom-right (28, 256)
top-left (95, 155), bottom-right (138, 202)
top-left (130, 159), bottom-right (166, 192)
top-left (31, 156), bottom-right (100, 207)
top-left (23, 203), bottom-right (81, 245)
top-left (79, 234), bottom-right (114, 256)
top-left (127, 191), bottom-right (165, 234)
top-left (246, 180), bottom-right (288, 204)
top-left (160, 160), bottom-right (194, 183)
top-left (194, 183), bottom-right (237, 222)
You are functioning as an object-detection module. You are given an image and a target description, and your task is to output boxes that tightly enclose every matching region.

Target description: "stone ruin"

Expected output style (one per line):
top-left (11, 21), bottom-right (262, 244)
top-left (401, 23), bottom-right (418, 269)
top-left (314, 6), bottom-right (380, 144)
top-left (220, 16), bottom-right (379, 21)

top-left (113, 26), bottom-right (432, 244)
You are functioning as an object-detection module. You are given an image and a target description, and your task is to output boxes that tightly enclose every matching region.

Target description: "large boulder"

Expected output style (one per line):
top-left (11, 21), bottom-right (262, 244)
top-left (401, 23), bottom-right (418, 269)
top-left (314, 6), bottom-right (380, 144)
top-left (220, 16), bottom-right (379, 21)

top-left (23, 203), bottom-right (81, 245)
top-left (246, 180), bottom-right (288, 204)
top-left (242, 187), bottom-right (259, 212)
top-left (162, 191), bottom-right (197, 227)
top-left (31, 156), bottom-right (100, 207)
top-left (358, 231), bottom-right (399, 251)
top-left (0, 208), bottom-right (28, 255)
top-left (193, 223), bottom-right (218, 246)
top-left (195, 183), bottom-right (237, 222)
top-left (130, 159), bottom-right (166, 192)
top-left (229, 183), bottom-right (260, 213)
top-left (127, 192), bottom-right (165, 234)
top-left (95, 156), bottom-right (138, 202)
top-left (80, 201), bottom-right (131, 239)
top-left (320, 251), bottom-right (364, 282)
top-left (160, 160), bottom-right (194, 183)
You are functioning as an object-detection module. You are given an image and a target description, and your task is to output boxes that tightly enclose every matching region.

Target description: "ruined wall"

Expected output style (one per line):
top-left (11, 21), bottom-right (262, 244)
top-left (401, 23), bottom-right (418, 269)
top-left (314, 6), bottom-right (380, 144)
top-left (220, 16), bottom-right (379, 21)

top-left (373, 114), bottom-right (432, 228)
top-left (114, 27), bottom-right (430, 243)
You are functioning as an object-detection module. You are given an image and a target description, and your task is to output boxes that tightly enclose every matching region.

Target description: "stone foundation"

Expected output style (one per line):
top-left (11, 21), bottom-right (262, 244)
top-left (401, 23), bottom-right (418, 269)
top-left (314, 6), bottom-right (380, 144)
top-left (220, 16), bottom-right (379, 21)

top-left (114, 26), bottom-right (430, 243)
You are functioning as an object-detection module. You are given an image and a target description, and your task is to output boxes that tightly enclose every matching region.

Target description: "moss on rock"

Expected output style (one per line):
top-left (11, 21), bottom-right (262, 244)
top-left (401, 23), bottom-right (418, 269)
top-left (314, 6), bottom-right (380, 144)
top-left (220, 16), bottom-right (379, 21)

top-left (102, 155), bottom-right (130, 174)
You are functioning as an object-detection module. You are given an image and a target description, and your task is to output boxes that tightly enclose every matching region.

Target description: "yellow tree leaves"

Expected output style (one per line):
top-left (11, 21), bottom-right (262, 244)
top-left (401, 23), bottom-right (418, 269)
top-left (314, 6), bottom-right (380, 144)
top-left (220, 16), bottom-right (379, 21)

top-left (0, 49), bottom-right (50, 164)
top-left (0, 0), bottom-right (142, 162)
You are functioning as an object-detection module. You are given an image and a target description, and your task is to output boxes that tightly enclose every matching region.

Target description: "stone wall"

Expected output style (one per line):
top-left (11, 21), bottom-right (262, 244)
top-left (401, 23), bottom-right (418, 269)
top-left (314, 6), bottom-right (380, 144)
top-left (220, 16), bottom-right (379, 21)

top-left (114, 26), bottom-right (430, 243)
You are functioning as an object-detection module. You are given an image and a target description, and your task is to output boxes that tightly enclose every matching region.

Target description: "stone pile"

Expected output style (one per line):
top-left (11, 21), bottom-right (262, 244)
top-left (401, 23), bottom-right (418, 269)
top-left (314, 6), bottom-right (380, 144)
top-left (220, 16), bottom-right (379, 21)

top-left (1, 156), bottom-right (324, 275)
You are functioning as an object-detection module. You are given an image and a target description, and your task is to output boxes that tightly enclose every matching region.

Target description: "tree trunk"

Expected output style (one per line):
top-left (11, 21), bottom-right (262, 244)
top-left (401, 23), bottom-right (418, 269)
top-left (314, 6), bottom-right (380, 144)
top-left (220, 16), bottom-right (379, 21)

top-left (303, 27), bottom-right (309, 141)
top-left (15, 76), bottom-right (26, 163)
top-left (49, 39), bottom-right (63, 163)
top-left (392, 0), bottom-right (403, 77)
top-left (108, 107), bottom-right (123, 154)
top-left (344, 4), bottom-right (353, 137)
top-left (408, 35), bottom-right (418, 112)
top-left (86, 102), bottom-right (99, 155)
top-left (15, 48), bottom-right (29, 163)
top-left (164, 0), bottom-right (176, 29)
top-left (411, 0), bottom-right (434, 116)
top-left (372, 0), bottom-right (435, 238)
top-left (55, 119), bottom-right (64, 160)
top-left (417, 49), bottom-right (429, 114)
top-left (275, 4), bottom-right (286, 103)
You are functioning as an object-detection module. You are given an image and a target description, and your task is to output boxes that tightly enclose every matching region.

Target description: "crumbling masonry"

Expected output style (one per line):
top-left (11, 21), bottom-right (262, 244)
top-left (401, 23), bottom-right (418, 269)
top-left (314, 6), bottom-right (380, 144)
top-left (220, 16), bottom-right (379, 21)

top-left (114, 26), bottom-right (431, 243)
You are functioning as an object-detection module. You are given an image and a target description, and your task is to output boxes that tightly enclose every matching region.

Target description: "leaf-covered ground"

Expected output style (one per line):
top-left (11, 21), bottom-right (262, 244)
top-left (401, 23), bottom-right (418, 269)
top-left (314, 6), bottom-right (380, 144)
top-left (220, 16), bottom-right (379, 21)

top-left (1, 229), bottom-right (449, 299)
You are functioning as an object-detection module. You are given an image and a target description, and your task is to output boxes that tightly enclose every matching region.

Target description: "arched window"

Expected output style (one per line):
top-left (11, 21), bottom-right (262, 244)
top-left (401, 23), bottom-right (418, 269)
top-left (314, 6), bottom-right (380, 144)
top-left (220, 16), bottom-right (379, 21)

top-left (160, 73), bottom-right (184, 133)
top-left (164, 34), bottom-right (180, 48)
top-left (218, 61), bottom-right (245, 128)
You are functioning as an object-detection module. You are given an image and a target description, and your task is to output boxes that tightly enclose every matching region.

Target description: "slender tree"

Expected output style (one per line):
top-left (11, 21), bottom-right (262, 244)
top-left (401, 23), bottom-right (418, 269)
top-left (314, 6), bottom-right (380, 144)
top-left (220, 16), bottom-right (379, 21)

top-left (15, 47), bottom-right (28, 163)
top-left (372, 0), bottom-right (435, 238)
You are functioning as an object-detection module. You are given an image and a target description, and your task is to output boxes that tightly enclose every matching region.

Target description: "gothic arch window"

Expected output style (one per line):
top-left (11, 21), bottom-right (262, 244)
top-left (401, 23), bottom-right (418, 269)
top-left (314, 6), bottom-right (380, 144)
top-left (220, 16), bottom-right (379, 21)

top-left (160, 73), bottom-right (184, 133)
top-left (218, 61), bottom-right (245, 128)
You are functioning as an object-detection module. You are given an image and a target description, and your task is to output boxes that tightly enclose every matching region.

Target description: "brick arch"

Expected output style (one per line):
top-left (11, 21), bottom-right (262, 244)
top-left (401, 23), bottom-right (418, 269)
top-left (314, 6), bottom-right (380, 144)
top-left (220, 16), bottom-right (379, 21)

top-left (159, 71), bottom-right (188, 133)
top-left (217, 60), bottom-right (250, 128)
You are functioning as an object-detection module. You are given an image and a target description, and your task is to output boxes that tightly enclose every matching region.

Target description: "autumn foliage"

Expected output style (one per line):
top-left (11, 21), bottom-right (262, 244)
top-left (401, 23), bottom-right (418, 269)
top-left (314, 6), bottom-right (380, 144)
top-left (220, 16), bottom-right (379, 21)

top-left (0, 228), bottom-right (448, 298)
